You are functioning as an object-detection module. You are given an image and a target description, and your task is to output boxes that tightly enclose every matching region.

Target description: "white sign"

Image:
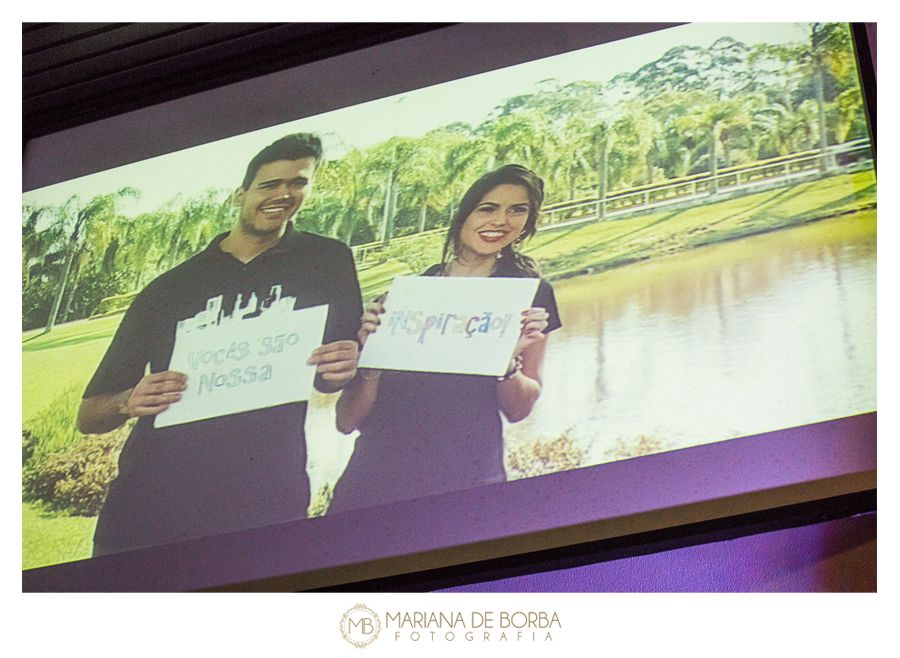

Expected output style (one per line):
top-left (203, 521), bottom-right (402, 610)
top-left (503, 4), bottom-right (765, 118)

top-left (358, 275), bottom-right (540, 376)
top-left (156, 290), bottom-right (328, 428)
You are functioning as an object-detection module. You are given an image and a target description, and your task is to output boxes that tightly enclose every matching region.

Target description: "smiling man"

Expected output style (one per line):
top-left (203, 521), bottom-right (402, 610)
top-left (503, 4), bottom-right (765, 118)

top-left (78, 133), bottom-right (363, 556)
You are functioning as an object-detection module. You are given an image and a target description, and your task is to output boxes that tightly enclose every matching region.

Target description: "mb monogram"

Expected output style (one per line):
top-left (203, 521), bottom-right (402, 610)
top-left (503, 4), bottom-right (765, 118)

top-left (340, 604), bottom-right (382, 648)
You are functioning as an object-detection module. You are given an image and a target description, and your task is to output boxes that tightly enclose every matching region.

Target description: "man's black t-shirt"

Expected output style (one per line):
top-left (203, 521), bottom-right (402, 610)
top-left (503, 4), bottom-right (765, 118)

top-left (86, 225), bottom-right (362, 555)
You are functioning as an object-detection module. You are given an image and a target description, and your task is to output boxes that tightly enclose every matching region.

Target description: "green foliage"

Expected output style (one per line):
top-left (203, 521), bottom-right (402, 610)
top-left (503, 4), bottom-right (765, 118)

top-left (59, 259), bottom-right (131, 323)
top-left (379, 232), bottom-right (445, 274)
top-left (23, 425), bottom-right (130, 517)
top-left (506, 431), bottom-right (584, 480)
top-left (308, 483), bottom-right (333, 518)
top-left (22, 383), bottom-right (131, 516)
top-left (22, 24), bottom-right (868, 296)
top-left (22, 275), bottom-right (58, 331)
top-left (23, 384), bottom-right (85, 464)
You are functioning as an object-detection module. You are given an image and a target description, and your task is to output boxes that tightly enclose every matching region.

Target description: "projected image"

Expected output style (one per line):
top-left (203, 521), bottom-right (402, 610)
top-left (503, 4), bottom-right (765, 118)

top-left (22, 23), bottom-right (875, 569)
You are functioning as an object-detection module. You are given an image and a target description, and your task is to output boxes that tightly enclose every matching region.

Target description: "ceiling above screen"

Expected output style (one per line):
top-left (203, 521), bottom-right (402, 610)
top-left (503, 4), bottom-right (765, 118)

top-left (22, 22), bottom-right (450, 143)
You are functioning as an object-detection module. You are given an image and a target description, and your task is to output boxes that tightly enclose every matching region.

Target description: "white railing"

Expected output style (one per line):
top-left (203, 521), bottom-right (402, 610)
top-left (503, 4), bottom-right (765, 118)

top-left (350, 139), bottom-right (873, 263)
top-left (540, 139), bottom-right (872, 227)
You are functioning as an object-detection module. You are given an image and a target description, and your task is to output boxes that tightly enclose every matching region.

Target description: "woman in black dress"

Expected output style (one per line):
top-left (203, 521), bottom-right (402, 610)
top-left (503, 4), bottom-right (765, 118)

top-left (328, 164), bottom-right (561, 513)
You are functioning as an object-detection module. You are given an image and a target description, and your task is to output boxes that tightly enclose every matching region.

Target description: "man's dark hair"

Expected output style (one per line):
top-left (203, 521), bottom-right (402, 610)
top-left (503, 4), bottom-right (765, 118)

top-left (241, 133), bottom-right (324, 190)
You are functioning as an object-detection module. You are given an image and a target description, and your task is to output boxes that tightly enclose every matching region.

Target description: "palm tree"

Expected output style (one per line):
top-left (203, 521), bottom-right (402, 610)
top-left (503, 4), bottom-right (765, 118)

top-left (43, 188), bottom-right (138, 334)
top-left (22, 204), bottom-right (63, 290)
top-left (442, 134), bottom-right (494, 199)
top-left (768, 23), bottom-right (855, 170)
top-left (363, 137), bottom-right (419, 246)
top-left (401, 130), bottom-right (456, 235)
top-left (309, 149), bottom-right (373, 244)
top-left (156, 191), bottom-right (230, 272)
top-left (608, 107), bottom-right (657, 190)
top-left (115, 211), bottom-right (166, 291)
top-left (753, 100), bottom-right (819, 157)
top-left (479, 109), bottom-right (551, 172)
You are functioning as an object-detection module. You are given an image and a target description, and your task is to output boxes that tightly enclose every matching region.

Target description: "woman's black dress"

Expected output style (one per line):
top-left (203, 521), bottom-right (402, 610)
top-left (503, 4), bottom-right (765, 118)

top-left (328, 260), bottom-right (561, 514)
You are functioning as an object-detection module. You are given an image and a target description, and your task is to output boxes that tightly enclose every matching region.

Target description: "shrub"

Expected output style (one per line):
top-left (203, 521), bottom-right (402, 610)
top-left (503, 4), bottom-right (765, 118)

top-left (308, 483), bottom-right (333, 518)
top-left (506, 431), bottom-right (584, 480)
top-left (22, 276), bottom-right (58, 331)
top-left (23, 385), bottom-right (133, 516)
top-left (378, 232), bottom-right (445, 274)
top-left (22, 430), bottom-right (39, 466)
top-left (22, 425), bottom-right (130, 516)
top-left (23, 384), bottom-right (84, 465)
top-left (603, 434), bottom-right (672, 461)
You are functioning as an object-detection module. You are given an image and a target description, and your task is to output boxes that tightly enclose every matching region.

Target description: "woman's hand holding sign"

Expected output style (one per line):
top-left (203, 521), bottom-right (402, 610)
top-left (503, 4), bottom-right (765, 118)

top-left (334, 295), bottom-right (387, 433)
top-left (513, 307), bottom-right (550, 357)
top-left (498, 306), bottom-right (550, 423)
top-left (358, 294), bottom-right (387, 347)
top-left (308, 340), bottom-right (360, 393)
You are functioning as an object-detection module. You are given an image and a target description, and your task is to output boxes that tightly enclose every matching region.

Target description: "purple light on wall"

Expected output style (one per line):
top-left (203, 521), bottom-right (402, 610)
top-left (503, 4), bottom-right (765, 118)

top-left (437, 512), bottom-right (877, 593)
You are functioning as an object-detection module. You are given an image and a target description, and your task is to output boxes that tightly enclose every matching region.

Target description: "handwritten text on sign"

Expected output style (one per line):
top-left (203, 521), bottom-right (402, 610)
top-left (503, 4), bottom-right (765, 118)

top-left (155, 288), bottom-right (327, 427)
top-left (358, 275), bottom-right (539, 376)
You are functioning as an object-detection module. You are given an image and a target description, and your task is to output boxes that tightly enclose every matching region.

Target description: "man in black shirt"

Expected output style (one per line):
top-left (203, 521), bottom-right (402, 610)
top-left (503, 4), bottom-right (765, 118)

top-left (78, 133), bottom-right (363, 555)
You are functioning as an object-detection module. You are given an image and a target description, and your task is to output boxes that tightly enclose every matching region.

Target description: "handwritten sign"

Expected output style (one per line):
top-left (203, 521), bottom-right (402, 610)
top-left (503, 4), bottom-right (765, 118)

top-left (358, 275), bottom-right (539, 376)
top-left (155, 291), bottom-right (328, 427)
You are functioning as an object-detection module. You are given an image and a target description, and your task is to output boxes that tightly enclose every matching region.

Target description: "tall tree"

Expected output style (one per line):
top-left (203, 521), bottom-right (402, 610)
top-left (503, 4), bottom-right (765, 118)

top-left (365, 137), bottom-right (418, 246)
top-left (441, 132), bottom-right (495, 217)
top-left (768, 23), bottom-right (855, 170)
top-left (43, 188), bottom-right (137, 333)
top-left (22, 204), bottom-right (63, 290)
top-left (158, 190), bottom-right (230, 272)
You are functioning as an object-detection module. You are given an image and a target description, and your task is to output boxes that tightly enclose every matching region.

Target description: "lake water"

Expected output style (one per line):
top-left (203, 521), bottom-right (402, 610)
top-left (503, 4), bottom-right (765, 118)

top-left (506, 213), bottom-right (876, 466)
top-left (306, 213), bottom-right (876, 491)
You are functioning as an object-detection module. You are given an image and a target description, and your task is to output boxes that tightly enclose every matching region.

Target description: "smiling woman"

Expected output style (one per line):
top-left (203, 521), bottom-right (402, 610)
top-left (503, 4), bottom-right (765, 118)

top-left (457, 185), bottom-right (531, 260)
top-left (328, 164), bottom-right (562, 513)
top-left (442, 165), bottom-right (544, 278)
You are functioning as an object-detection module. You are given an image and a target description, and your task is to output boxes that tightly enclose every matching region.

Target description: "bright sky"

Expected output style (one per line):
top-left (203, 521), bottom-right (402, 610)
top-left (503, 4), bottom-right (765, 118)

top-left (23, 23), bottom-right (810, 219)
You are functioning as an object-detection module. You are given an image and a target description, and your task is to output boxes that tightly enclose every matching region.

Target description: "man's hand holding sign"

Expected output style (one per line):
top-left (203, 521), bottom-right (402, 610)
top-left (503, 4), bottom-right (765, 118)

top-left (156, 303), bottom-right (329, 427)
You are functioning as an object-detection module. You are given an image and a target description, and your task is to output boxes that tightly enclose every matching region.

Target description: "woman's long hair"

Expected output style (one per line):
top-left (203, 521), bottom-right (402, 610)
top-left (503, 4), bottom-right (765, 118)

top-left (441, 164), bottom-right (544, 277)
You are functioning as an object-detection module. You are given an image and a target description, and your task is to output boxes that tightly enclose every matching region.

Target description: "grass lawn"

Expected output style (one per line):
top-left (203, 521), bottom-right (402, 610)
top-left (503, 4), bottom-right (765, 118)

top-left (23, 314), bottom-right (123, 423)
top-left (22, 502), bottom-right (96, 570)
top-left (524, 169), bottom-right (876, 280)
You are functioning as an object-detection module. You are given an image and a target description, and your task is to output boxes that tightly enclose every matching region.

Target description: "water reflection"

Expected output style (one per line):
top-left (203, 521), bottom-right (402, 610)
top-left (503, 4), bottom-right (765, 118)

top-left (306, 214), bottom-right (876, 490)
top-left (504, 214), bottom-right (876, 467)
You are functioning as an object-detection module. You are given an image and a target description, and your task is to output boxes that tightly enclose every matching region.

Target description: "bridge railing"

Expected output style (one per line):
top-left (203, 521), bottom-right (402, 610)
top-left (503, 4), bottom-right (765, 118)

top-left (540, 139), bottom-right (872, 226)
top-left (350, 139), bottom-right (872, 262)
